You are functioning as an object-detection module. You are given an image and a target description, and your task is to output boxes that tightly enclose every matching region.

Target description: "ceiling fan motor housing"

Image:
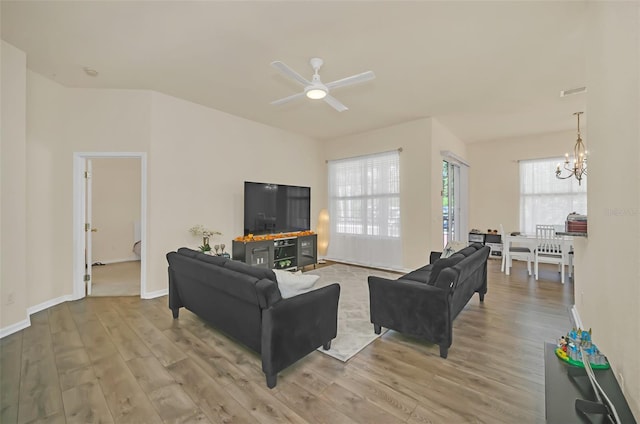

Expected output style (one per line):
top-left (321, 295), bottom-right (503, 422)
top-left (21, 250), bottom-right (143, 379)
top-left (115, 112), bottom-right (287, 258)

top-left (310, 57), bottom-right (324, 71)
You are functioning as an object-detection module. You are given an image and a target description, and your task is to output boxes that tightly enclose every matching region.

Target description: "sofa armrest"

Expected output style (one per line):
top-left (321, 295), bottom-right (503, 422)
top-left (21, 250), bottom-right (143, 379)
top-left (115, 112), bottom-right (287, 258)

top-left (430, 251), bottom-right (442, 264)
top-left (261, 283), bottom-right (340, 378)
top-left (368, 276), bottom-right (452, 347)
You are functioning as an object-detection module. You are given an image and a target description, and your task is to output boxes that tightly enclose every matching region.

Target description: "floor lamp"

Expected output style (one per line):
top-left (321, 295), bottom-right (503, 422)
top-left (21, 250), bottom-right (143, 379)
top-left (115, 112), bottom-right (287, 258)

top-left (317, 209), bottom-right (330, 264)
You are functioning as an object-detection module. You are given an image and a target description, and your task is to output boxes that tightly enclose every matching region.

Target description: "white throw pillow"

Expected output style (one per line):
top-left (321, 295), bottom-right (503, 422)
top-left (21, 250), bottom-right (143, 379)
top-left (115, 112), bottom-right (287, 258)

top-left (273, 269), bottom-right (320, 299)
top-left (441, 241), bottom-right (468, 258)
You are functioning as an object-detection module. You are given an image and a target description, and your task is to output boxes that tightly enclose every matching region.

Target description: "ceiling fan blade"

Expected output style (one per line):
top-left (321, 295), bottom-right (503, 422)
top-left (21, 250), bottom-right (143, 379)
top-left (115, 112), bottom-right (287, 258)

top-left (323, 95), bottom-right (349, 112)
top-left (271, 61), bottom-right (312, 87)
top-left (326, 71), bottom-right (375, 90)
top-left (270, 91), bottom-right (305, 106)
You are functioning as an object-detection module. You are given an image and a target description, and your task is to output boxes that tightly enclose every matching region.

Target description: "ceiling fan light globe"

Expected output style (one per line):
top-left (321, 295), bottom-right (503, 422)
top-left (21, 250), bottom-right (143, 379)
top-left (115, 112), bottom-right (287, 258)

top-left (306, 88), bottom-right (327, 100)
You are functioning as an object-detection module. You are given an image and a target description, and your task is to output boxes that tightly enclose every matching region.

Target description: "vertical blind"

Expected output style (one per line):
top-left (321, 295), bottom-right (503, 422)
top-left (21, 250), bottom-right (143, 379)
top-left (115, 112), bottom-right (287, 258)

top-left (520, 157), bottom-right (587, 234)
top-left (327, 150), bottom-right (402, 269)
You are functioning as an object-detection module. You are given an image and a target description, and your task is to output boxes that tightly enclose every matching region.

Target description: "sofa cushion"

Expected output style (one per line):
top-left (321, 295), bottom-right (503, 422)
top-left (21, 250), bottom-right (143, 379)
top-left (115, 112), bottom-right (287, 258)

top-left (427, 253), bottom-right (465, 286)
top-left (196, 253), bottom-right (228, 266)
top-left (272, 269), bottom-right (320, 298)
top-left (432, 267), bottom-right (461, 291)
top-left (457, 246), bottom-right (479, 257)
top-left (177, 247), bottom-right (199, 258)
top-left (401, 264), bottom-right (432, 284)
top-left (224, 260), bottom-right (276, 282)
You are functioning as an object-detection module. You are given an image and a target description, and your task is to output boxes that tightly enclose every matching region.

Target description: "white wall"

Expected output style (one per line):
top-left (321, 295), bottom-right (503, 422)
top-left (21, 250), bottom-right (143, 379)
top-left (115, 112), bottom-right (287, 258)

top-left (0, 41), bottom-right (28, 332)
top-left (467, 130), bottom-right (575, 233)
top-left (26, 75), bottom-right (151, 309)
top-left (578, 2), bottom-right (639, 417)
top-left (91, 158), bottom-right (141, 263)
top-left (145, 91), bottom-right (321, 293)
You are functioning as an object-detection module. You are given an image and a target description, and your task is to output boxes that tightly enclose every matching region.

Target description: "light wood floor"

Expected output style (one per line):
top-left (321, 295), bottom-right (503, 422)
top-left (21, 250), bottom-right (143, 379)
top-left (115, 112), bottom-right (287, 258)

top-left (0, 260), bottom-right (573, 423)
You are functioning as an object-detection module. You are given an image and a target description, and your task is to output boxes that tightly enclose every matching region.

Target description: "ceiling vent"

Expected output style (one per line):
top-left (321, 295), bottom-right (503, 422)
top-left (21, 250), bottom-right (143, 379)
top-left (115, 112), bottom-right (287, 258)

top-left (560, 86), bottom-right (586, 97)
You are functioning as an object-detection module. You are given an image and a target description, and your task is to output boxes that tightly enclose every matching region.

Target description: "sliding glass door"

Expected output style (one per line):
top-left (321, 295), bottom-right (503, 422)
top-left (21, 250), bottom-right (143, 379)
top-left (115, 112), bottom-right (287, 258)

top-left (443, 159), bottom-right (467, 247)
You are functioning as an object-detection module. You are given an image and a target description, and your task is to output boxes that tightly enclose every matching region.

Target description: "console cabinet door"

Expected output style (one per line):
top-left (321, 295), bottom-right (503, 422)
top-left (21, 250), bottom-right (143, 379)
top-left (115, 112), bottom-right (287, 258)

top-left (297, 235), bottom-right (317, 268)
top-left (232, 240), bottom-right (273, 268)
top-left (248, 240), bottom-right (273, 269)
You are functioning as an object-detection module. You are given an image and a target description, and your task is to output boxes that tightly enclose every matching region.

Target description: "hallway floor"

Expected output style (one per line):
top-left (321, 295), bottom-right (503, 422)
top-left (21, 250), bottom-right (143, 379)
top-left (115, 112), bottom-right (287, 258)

top-left (91, 260), bottom-right (140, 296)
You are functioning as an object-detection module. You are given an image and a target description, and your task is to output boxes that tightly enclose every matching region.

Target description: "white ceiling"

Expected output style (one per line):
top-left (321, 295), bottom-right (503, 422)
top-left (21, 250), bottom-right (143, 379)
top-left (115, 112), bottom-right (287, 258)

top-left (1, 1), bottom-right (587, 142)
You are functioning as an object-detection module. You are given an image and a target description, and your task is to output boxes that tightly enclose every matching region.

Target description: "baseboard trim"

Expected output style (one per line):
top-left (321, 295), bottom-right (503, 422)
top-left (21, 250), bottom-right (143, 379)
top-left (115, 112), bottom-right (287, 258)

top-left (27, 294), bottom-right (74, 316)
top-left (143, 288), bottom-right (168, 299)
top-left (95, 257), bottom-right (140, 265)
top-left (1, 294), bottom-right (75, 339)
top-left (0, 317), bottom-right (31, 339)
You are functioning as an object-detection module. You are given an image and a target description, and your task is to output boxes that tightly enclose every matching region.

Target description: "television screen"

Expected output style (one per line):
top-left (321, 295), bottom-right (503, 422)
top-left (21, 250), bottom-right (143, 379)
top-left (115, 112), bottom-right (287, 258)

top-left (244, 182), bottom-right (311, 235)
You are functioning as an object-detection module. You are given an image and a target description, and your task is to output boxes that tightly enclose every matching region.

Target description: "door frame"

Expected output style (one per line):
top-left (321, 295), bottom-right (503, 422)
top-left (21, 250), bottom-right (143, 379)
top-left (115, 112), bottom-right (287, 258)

top-left (72, 152), bottom-right (148, 300)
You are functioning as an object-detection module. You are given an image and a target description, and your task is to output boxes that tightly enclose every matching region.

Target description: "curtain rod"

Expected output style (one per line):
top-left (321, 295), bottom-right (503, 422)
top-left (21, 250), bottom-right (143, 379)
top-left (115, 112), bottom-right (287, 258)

top-left (325, 148), bottom-right (402, 164)
top-left (515, 155), bottom-right (566, 163)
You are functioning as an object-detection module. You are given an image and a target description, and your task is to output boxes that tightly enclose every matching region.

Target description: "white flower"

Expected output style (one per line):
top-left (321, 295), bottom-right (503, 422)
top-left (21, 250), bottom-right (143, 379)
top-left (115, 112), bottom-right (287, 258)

top-left (189, 224), bottom-right (222, 238)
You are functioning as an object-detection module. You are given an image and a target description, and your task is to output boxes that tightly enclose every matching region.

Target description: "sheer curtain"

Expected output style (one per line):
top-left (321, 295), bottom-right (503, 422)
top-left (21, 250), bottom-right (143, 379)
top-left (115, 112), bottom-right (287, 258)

top-left (520, 157), bottom-right (587, 234)
top-left (327, 150), bottom-right (402, 269)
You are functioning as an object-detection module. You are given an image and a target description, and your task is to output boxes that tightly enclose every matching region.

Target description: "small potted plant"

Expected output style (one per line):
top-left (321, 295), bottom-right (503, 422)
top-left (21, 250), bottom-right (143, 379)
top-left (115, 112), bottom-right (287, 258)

top-left (189, 225), bottom-right (222, 253)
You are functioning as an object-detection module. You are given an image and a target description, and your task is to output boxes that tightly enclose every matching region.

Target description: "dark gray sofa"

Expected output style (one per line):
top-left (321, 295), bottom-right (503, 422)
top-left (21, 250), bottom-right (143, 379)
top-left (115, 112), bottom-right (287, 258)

top-left (167, 247), bottom-right (340, 388)
top-left (368, 243), bottom-right (490, 358)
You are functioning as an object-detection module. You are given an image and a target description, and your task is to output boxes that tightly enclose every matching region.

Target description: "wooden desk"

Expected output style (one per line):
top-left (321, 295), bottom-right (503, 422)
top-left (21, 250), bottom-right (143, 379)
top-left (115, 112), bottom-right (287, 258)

top-left (503, 233), bottom-right (573, 276)
top-left (544, 342), bottom-right (636, 423)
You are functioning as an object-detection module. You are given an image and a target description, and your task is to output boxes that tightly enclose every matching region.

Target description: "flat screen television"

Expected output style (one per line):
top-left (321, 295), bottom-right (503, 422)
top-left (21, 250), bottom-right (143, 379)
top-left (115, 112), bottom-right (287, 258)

top-left (244, 181), bottom-right (311, 236)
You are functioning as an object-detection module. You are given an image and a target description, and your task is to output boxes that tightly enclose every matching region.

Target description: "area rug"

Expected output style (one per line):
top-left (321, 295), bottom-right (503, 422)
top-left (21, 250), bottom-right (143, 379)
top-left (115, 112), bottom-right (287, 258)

top-left (306, 263), bottom-right (402, 362)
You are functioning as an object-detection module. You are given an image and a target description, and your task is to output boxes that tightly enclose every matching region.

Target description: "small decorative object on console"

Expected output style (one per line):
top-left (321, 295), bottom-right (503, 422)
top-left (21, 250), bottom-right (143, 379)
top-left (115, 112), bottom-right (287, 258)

top-left (555, 327), bottom-right (609, 369)
top-left (189, 224), bottom-right (222, 253)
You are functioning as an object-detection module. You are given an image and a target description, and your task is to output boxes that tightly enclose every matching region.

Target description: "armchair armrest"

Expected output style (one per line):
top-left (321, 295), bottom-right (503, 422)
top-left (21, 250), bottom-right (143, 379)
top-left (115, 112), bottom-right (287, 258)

top-left (261, 283), bottom-right (340, 385)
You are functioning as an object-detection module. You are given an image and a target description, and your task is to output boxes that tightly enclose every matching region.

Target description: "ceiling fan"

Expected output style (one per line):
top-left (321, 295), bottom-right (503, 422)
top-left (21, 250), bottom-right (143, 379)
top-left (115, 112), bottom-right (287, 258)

top-left (270, 58), bottom-right (375, 112)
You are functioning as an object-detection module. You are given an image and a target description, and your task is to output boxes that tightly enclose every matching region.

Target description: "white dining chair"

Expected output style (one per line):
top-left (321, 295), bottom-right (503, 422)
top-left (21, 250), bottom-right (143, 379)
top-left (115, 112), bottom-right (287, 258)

top-left (500, 224), bottom-right (533, 275)
top-left (534, 224), bottom-right (566, 283)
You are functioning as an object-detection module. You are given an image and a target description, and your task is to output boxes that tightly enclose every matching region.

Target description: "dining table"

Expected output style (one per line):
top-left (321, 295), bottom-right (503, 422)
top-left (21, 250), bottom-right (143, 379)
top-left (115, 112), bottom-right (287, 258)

top-left (502, 233), bottom-right (574, 276)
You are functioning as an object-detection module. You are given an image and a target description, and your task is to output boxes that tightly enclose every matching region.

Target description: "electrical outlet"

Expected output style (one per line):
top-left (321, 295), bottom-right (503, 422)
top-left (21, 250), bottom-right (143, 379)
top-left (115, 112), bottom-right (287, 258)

top-left (7, 292), bottom-right (15, 305)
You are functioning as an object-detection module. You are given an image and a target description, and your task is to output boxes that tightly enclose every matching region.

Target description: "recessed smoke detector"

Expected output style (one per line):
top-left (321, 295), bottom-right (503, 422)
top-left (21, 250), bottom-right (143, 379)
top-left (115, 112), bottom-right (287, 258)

top-left (560, 86), bottom-right (586, 97)
top-left (83, 67), bottom-right (99, 77)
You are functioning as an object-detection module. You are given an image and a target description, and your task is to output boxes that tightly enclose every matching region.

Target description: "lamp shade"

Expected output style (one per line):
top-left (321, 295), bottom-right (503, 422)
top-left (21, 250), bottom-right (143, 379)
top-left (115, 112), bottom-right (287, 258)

top-left (317, 208), bottom-right (330, 256)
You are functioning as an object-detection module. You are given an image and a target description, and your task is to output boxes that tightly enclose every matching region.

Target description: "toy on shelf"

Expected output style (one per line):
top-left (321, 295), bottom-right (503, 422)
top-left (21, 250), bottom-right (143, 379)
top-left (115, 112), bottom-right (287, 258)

top-left (555, 328), bottom-right (610, 369)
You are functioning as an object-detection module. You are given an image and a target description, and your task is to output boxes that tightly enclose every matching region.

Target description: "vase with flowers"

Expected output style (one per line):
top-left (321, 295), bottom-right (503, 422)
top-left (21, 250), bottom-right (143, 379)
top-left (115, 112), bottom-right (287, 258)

top-left (189, 224), bottom-right (222, 253)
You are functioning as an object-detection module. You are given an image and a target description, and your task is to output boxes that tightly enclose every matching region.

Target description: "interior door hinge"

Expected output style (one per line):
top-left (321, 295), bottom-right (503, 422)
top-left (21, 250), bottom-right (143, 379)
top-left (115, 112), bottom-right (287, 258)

top-left (84, 274), bottom-right (91, 282)
top-left (85, 223), bottom-right (91, 232)
top-left (84, 171), bottom-right (91, 178)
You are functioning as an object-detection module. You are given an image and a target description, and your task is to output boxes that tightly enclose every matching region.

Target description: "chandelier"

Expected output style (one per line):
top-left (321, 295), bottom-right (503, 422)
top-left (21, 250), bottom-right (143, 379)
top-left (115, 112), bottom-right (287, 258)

top-left (556, 112), bottom-right (587, 185)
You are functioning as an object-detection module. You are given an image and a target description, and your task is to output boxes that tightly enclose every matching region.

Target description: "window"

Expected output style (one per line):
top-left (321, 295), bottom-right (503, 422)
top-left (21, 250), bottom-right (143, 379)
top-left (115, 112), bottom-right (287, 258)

top-left (328, 150), bottom-right (402, 269)
top-left (520, 157), bottom-right (587, 234)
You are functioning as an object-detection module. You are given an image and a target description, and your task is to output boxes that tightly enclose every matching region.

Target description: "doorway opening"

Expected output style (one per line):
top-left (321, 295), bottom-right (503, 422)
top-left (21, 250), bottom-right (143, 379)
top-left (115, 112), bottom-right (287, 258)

top-left (73, 152), bottom-right (147, 299)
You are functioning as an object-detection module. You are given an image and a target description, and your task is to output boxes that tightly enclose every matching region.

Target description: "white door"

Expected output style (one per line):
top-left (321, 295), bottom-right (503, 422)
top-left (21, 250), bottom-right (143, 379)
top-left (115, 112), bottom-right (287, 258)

top-left (85, 159), bottom-right (93, 295)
